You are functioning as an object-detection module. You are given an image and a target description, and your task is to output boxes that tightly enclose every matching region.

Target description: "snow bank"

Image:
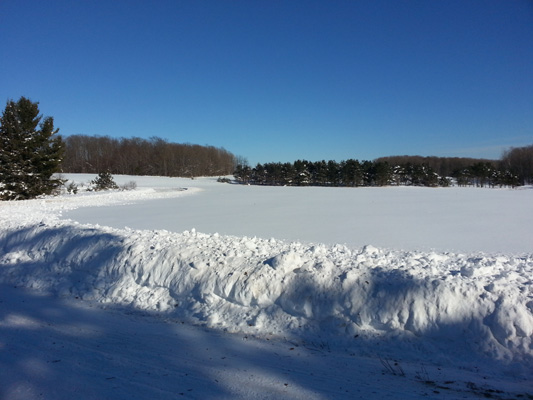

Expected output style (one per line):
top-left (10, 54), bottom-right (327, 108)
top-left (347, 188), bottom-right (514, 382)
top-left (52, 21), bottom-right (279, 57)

top-left (1, 184), bottom-right (532, 367)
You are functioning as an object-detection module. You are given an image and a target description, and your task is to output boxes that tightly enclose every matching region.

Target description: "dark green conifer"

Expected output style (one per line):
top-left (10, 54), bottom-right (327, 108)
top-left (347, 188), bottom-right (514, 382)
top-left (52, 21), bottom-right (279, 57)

top-left (0, 97), bottom-right (64, 200)
top-left (90, 171), bottom-right (119, 191)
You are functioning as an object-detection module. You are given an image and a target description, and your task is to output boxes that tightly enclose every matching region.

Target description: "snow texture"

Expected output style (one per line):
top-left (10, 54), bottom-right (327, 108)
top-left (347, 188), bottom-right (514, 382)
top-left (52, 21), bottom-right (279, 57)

top-left (1, 174), bottom-right (532, 399)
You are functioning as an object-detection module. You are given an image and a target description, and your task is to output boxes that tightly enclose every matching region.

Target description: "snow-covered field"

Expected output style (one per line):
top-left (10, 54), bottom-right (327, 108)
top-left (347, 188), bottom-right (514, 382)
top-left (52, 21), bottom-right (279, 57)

top-left (1, 174), bottom-right (532, 399)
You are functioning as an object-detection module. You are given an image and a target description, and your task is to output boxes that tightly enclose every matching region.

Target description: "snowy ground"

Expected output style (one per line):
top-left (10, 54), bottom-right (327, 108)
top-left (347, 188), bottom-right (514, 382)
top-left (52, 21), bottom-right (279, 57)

top-left (1, 174), bottom-right (532, 399)
top-left (65, 175), bottom-right (532, 254)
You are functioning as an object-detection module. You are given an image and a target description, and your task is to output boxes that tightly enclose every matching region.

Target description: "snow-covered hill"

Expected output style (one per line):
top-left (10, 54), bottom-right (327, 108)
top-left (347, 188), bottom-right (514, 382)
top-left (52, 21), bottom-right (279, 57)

top-left (1, 175), bottom-right (532, 399)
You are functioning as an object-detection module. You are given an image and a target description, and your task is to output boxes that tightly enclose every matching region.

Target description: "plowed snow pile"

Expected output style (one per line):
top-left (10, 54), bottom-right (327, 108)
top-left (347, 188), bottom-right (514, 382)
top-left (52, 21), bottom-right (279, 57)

top-left (1, 175), bottom-right (532, 398)
top-left (1, 176), bottom-right (532, 363)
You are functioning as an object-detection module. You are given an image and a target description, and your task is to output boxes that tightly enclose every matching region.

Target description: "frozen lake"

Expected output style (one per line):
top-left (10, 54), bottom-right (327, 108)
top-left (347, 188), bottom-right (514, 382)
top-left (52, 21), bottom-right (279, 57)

top-left (65, 176), bottom-right (533, 254)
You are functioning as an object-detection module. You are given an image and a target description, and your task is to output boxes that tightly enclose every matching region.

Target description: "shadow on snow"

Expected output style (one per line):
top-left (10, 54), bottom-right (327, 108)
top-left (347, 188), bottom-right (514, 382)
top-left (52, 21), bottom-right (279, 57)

top-left (0, 223), bottom-right (531, 399)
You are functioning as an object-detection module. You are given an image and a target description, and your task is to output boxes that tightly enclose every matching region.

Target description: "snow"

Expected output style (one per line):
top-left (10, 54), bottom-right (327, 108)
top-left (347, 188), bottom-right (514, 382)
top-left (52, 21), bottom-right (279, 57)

top-left (1, 174), bottom-right (532, 399)
top-left (65, 176), bottom-right (532, 254)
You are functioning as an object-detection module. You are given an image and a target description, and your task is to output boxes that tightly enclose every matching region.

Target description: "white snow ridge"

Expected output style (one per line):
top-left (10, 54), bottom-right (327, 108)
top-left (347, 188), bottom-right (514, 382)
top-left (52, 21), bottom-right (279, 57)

top-left (1, 175), bottom-right (532, 399)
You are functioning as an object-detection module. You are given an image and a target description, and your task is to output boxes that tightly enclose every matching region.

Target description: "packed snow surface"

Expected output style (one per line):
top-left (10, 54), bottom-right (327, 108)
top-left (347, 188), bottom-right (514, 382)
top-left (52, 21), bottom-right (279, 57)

top-left (1, 174), bottom-right (532, 399)
top-left (66, 175), bottom-right (533, 254)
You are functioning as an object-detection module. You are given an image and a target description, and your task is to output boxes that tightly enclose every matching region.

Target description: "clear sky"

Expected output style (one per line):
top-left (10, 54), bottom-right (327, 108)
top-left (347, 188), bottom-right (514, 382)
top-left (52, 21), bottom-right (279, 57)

top-left (1, 0), bottom-right (532, 165)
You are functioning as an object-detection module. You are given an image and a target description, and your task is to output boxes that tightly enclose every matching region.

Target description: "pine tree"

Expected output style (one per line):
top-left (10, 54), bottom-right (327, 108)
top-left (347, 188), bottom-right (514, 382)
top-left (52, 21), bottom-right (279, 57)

top-left (90, 171), bottom-right (119, 191)
top-left (0, 97), bottom-right (64, 200)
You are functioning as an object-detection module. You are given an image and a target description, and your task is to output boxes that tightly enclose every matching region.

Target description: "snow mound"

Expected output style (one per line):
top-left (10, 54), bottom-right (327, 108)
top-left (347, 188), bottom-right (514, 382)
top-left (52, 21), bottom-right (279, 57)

top-left (1, 192), bottom-right (532, 367)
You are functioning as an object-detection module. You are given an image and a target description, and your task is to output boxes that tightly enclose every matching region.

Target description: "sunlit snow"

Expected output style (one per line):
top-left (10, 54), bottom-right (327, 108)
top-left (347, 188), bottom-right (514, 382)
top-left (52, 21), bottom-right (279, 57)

top-left (0, 174), bottom-right (531, 399)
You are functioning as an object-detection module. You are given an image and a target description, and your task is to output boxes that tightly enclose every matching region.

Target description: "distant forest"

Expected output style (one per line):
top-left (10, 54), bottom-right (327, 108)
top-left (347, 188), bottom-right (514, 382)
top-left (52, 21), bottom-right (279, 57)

top-left (61, 135), bottom-right (237, 177)
top-left (61, 135), bottom-right (532, 187)
top-left (234, 144), bottom-right (533, 188)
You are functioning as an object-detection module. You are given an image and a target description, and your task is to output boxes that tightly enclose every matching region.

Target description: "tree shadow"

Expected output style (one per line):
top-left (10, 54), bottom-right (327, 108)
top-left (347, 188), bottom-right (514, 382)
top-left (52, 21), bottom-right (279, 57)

top-left (278, 264), bottom-right (533, 371)
top-left (0, 282), bottom-right (393, 400)
top-left (0, 225), bottom-right (377, 399)
top-left (1, 223), bottom-right (532, 399)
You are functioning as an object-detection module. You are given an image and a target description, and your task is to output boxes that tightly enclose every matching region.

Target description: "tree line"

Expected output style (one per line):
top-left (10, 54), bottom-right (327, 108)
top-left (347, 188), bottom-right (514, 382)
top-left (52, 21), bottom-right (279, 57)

top-left (234, 159), bottom-right (450, 187)
top-left (61, 135), bottom-right (237, 177)
top-left (501, 145), bottom-right (533, 185)
top-left (2, 96), bottom-right (532, 200)
top-left (234, 152), bottom-right (531, 188)
top-left (378, 150), bottom-right (533, 187)
top-left (1, 96), bottom-right (239, 200)
top-left (375, 155), bottom-right (498, 178)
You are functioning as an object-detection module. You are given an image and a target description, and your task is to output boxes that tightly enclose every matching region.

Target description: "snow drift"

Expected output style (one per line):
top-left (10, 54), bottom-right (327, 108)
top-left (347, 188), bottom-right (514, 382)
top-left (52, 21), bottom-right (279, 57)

top-left (1, 179), bottom-right (532, 369)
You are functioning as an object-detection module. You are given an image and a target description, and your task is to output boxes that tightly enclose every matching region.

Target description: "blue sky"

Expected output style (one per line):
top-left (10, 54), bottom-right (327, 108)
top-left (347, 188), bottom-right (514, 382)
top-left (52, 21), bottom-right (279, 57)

top-left (1, 0), bottom-right (532, 165)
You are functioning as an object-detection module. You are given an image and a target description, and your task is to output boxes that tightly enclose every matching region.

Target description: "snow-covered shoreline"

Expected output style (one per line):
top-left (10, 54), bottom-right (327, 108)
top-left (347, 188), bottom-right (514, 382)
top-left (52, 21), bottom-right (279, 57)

top-left (1, 175), bottom-right (532, 399)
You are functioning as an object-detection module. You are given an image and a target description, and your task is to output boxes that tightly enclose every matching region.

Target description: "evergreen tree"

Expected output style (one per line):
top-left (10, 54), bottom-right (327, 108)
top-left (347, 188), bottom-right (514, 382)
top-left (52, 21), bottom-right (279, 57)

top-left (373, 161), bottom-right (392, 186)
top-left (0, 97), bottom-right (64, 200)
top-left (327, 160), bottom-right (340, 186)
top-left (90, 171), bottom-right (119, 191)
top-left (293, 160), bottom-right (310, 186)
top-left (310, 160), bottom-right (328, 186)
top-left (234, 163), bottom-right (251, 184)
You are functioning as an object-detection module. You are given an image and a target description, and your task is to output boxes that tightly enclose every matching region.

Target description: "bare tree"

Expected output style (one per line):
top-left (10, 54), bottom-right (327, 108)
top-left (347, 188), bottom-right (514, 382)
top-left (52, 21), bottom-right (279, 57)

top-left (62, 135), bottom-right (237, 177)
